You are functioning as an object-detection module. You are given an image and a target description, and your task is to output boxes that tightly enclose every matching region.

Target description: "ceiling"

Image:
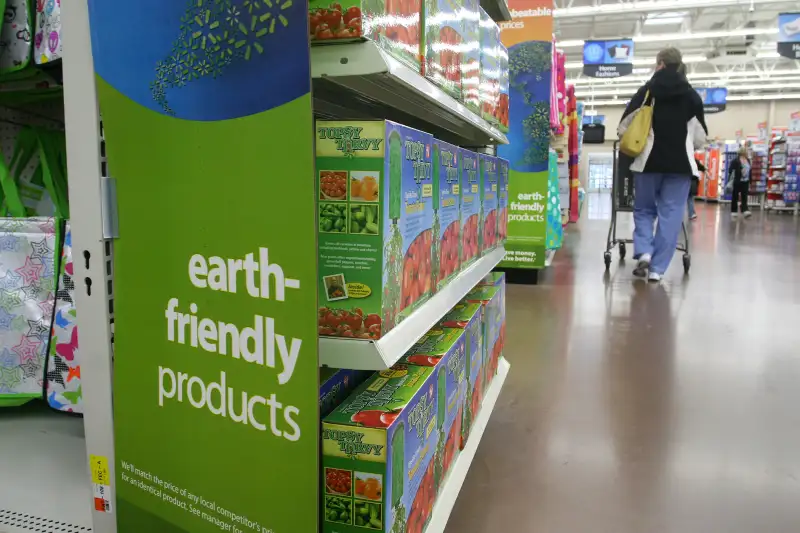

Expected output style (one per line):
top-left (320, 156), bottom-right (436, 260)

top-left (555, 0), bottom-right (800, 105)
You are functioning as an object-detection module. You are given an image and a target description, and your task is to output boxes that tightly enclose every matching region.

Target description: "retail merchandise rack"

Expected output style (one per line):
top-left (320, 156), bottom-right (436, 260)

top-left (2, 1), bottom-right (517, 533)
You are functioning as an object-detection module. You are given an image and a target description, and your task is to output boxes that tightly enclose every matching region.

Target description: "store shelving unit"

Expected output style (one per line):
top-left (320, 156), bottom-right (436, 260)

top-left (766, 138), bottom-right (790, 212)
top-left (12, 3), bottom-right (516, 533)
top-left (748, 142), bottom-right (767, 209)
top-left (311, 41), bottom-right (508, 147)
top-left (321, 247), bottom-right (505, 370)
top-left (426, 357), bottom-right (510, 533)
top-left (480, 0), bottom-right (512, 24)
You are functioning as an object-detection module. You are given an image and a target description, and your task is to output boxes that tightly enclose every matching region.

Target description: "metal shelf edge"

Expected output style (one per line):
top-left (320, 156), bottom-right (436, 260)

top-left (481, 0), bottom-right (512, 22)
top-left (311, 41), bottom-right (508, 145)
top-left (426, 357), bottom-right (511, 533)
top-left (319, 247), bottom-right (506, 370)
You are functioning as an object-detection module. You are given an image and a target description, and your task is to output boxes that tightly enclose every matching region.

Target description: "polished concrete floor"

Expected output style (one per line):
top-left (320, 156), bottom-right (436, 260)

top-left (446, 196), bottom-right (800, 533)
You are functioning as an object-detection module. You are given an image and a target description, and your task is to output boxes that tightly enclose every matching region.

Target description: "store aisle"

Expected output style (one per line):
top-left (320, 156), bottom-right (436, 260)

top-left (446, 198), bottom-right (800, 533)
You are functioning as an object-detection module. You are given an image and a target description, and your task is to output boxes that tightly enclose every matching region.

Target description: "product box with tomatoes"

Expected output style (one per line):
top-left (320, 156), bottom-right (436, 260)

top-left (497, 157), bottom-right (509, 244)
top-left (461, 0), bottom-right (481, 115)
top-left (308, 0), bottom-right (423, 72)
top-left (433, 138), bottom-right (461, 289)
top-left (496, 44), bottom-right (509, 132)
top-left (320, 369), bottom-right (374, 417)
top-left (316, 120), bottom-right (434, 340)
top-left (466, 281), bottom-right (504, 388)
top-left (478, 8), bottom-right (501, 126)
top-left (480, 154), bottom-right (498, 254)
top-left (399, 328), bottom-right (467, 494)
top-left (438, 301), bottom-right (483, 447)
top-left (322, 364), bottom-right (439, 533)
top-left (460, 148), bottom-right (481, 267)
top-left (424, 0), bottom-right (466, 100)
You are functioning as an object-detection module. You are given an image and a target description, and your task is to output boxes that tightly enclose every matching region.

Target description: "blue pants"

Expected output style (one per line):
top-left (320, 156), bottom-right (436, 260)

top-left (633, 173), bottom-right (691, 275)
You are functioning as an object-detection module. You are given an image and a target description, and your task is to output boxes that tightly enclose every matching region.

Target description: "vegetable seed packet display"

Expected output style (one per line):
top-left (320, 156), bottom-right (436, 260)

top-left (466, 283), bottom-right (503, 388)
top-left (497, 157), bottom-right (509, 244)
top-left (399, 328), bottom-right (467, 495)
top-left (460, 148), bottom-right (481, 268)
top-left (432, 138), bottom-right (461, 289)
top-left (424, 0), bottom-right (466, 100)
top-left (316, 121), bottom-right (434, 340)
top-left (480, 154), bottom-right (498, 254)
top-left (439, 302), bottom-right (484, 447)
top-left (496, 44), bottom-right (509, 132)
top-left (478, 8), bottom-right (500, 126)
top-left (320, 368), bottom-right (373, 417)
top-left (308, 0), bottom-right (423, 72)
top-left (322, 365), bottom-right (439, 533)
top-left (461, 0), bottom-right (481, 114)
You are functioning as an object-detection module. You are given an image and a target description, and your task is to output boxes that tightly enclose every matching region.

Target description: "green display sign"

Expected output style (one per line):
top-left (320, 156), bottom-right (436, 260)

top-left (88, 1), bottom-right (318, 532)
top-left (499, 170), bottom-right (548, 269)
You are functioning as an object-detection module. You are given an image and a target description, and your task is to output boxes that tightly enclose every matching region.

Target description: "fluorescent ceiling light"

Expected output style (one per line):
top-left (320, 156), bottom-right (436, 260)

top-left (757, 51), bottom-right (780, 59)
top-left (554, 0), bottom-right (789, 19)
top-left (644, 12), bottom-right (687, 25)
top-left (565, 54), bottom-right (706, 69)
top-left (556, 27), bottom-right (778, 48)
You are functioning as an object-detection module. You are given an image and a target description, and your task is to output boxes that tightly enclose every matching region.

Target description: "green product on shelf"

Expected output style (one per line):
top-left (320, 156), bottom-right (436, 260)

top-left (399, 327), bottom-right (467, 495)
top-left (322, 364), bottom-right (438, 533)
top-left (497, 157), bottom-right (509, 245)
top-left (466, 283), bottom-right (504, 391)
top-left (433, 138), bottom-right (461, 289)
top-left (316, 120), bottom-right (435, 341)
top-left (308, 0), bottom-right (423, 72)
top-left (439, 301), bottom-right (484, 446)
top-left (460, 148), bottom-right (482, 268)
top-left (480, 153), bottom-right (498, 254)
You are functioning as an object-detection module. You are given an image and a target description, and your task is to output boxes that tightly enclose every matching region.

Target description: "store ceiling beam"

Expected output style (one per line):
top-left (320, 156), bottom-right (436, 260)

top-left (554, 0), bottom-right (795, 19)
top-left (557, 26), bottom-right (778, 48)
top-left (583, 92), bottom-right (800, 106)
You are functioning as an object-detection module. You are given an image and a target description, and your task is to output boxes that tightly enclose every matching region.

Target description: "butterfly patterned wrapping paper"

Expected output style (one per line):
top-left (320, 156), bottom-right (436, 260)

top-left (34, 0), bottom-right (61, 64)
top-left (0, 0), bottom-right (34, 72)
top-left (46, 224), bottom-right (80, 412)
top-left (0, 217), bottom-right (57, 406)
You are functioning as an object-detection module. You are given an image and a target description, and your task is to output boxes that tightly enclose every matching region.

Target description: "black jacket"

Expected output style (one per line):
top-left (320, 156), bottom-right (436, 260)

top-left (728, 157), bottom-right (750, 183)
top-left (620, 66), bottom-right (708, 175)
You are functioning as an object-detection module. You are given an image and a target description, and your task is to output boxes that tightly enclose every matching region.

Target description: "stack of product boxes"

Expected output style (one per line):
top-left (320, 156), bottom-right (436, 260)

top-left (307, 0), bottom-right (509, 129)
top-left (320, 272), bottom-right (506, 533)
top-left (315, 119), bottom-right (508, 340)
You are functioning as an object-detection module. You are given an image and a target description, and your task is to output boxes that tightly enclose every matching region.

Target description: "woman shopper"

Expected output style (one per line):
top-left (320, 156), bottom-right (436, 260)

top-left (618, 48), bottom-right (707, 282)
top-left (727, 147), bottom-right (752, 219)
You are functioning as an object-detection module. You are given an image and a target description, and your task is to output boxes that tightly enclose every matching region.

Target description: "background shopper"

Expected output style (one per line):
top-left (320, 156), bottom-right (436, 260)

top-left (727, 147), bottom-right (752, 219)
top-left (618, 48), bottom-right (707, 282)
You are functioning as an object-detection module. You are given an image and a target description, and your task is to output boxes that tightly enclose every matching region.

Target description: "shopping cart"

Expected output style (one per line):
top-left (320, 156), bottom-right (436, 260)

top-left (605, 141), bottom-right (691, 273)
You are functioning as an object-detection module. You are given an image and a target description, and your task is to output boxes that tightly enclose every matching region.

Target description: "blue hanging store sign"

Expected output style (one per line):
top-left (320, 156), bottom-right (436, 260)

top-left (582, 39), bottom-right (634, 78)
top-left (696, 87), bottom-right (727, 114)
top-left (778, 13), bottom-right (800, 60)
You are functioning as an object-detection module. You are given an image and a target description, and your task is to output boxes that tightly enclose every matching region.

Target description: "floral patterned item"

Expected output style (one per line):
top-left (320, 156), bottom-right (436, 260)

top-left (0, 0), bottom-right (33, 72)
top-left (34, 0), bottom-right (60, 64)
top-left (0, 217), bottom-right (58, 406)
top-left (46, 224), bottom-right (81, 412)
